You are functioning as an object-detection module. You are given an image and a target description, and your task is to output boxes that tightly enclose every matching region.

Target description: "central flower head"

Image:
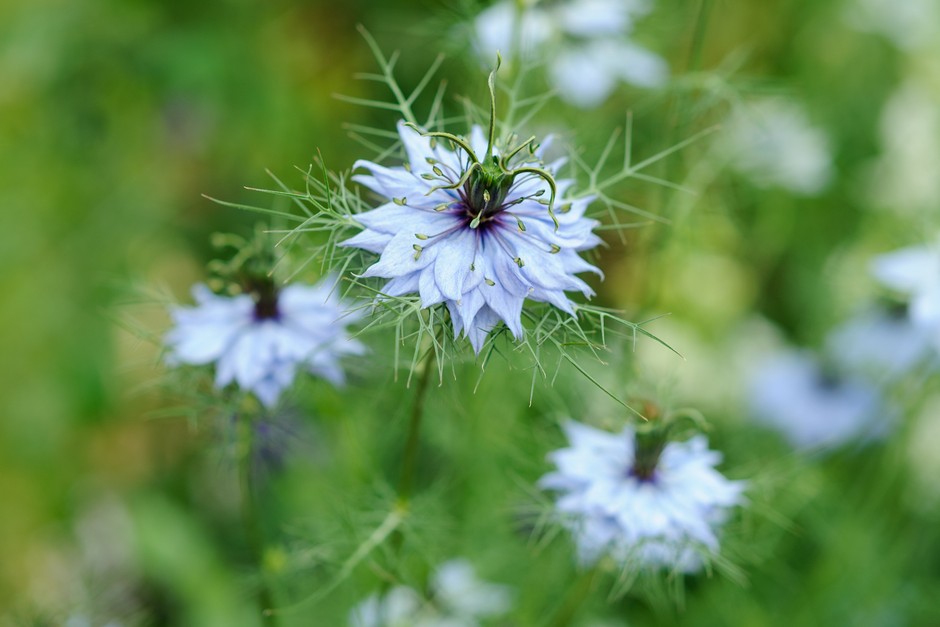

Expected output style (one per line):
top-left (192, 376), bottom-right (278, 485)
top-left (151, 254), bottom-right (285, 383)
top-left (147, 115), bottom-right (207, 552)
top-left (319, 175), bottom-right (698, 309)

top-left (341, 120), bottom-right (603, 353)
top-left (341, 55), bottom-right (601, 353)
top-left (464, 156), bottom-right (516, 223)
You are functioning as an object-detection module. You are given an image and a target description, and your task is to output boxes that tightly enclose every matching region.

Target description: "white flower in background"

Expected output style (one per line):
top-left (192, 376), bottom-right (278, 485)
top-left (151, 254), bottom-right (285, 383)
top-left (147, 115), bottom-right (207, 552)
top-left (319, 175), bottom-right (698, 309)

top-left (349, 586), bottom-right (423, 627)
top-left (748, 350), bottom-right (885, 450)
top-left (845, 0), bottom-right (940, 50)
top-left (871, 240), bottom-right (940, 339)
top-left (827, 306), bottom-right (934, 380)
top-left (341, 121), bottom-right (601, 354)
top-left (165, 278), bottom-right (364, 406)
top-left (348, 559), bottom-right (513, 627)
top-left (539, 421), bottom-right (745, 571)
top-left (473, 0), bottom-right (668, 108)
top-left (723, 99), bottom-right (833, 195)
top-left (432, 559), bottom-right (513, 621)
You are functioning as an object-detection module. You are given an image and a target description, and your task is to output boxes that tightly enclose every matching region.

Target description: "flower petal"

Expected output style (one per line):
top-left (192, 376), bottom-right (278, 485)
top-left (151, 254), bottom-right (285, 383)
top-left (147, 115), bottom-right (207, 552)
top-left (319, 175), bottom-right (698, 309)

top-left (434, 228), bottom-right (479, 300)
top-left (361, 230), bottom-right (440, 279)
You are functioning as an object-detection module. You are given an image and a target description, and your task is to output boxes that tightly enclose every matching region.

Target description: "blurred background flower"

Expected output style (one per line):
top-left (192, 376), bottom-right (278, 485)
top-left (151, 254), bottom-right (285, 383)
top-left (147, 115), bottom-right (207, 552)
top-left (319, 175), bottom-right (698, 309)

top-left (539, 421), bottom-right (744, 571)
top-left (748, 349), bottom-right (886, 450)
top-left (472, 0), bottom-right (667, 107)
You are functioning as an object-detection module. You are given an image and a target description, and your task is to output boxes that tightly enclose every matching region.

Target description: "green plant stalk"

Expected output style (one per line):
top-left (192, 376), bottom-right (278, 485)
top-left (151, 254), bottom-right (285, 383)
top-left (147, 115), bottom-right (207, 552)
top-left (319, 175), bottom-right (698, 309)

top-left (396, 343), bottom-right (438, 508)
top-left (546, 568), bottom-right (598, 627)
top-left (383, 338), bottom-right (439, 585)
top-left (239, 415), bottom-right (278, 626)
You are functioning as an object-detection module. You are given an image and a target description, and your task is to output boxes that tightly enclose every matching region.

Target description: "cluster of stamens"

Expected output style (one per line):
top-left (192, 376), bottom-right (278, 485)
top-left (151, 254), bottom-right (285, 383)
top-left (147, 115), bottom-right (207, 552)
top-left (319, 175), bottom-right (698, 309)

top-left (403, 54), bottom-right (562, 237)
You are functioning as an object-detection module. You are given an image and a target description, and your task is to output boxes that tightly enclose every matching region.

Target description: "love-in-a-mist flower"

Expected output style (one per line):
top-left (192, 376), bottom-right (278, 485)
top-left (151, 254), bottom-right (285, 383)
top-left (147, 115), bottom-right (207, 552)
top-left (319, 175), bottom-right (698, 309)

top-left (165, 277), bottom-right (364, 407)
top-left (473, 0), bottom-right (667, 108)
top-left (348, 559), bottom-right (513, 627)
top-left (748, 350), bottom-right (885, 450)
top-left (871, 240), bottom-right (940, 342)
top-left (827, 305), bottom-right (934, 380)
top-left (341, 83), bottom-right (601, 353)
top-left (539, 421), bottom-right (745, 571)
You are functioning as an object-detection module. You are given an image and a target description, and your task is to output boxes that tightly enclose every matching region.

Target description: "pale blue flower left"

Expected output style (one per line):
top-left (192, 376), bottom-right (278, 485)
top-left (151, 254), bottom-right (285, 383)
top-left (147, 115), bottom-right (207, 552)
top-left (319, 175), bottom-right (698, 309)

top-left (165, 279), bottom-right (364, 406)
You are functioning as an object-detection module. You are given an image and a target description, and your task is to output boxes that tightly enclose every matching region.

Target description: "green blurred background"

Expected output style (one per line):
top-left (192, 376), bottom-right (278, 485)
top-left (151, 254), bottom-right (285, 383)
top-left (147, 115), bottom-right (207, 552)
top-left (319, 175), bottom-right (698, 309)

top-left (3, 0), bottom-right (940, 624)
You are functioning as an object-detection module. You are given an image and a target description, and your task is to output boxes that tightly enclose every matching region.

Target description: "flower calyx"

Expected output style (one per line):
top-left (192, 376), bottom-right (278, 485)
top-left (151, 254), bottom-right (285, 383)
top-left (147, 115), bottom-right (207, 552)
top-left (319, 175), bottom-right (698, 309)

top-left (630, 402), bottom-right (709, 482)
top-left (208, 229), bottom-right (282, 321)
top-left (402, 54), bottom-right (562, 231)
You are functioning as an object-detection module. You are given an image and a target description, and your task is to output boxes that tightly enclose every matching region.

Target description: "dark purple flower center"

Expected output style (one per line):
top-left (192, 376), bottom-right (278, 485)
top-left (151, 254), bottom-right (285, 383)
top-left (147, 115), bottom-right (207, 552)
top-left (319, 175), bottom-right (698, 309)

top-left (886, 301), bottom-right (909, 320)
top-left (629, 428), bottom-right (666, 483)
top-left (816, 369), bottom-right (842, 391)
top-left (245, 276), bottom-right (281, 321)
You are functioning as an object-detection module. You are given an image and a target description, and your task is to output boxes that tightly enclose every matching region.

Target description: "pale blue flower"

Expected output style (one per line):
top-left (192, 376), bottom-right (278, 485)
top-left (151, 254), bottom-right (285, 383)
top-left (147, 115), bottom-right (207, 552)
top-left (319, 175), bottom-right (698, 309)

top-left (539, 421), bottom-right (745, 571)
top-left (827, 306), bottom-right (934, 380)
top-left (342, 122), bottom-right (602, 353)
top-left (165, 279), bottom-right (364, 406)
top-left (748, 350), bottom-right (885, 450)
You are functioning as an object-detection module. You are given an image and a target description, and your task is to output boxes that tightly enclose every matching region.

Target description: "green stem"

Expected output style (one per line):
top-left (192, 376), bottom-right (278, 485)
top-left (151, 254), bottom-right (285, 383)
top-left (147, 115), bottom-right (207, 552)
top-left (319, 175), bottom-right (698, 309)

top-left (371, 337), bottom-right (438, 609)
top-left (396, 344), bottom-right (438, 507)
top-left (545, 568), bottom-right (597, 627)
top-left (239, 415), bottom-right (278, 626)
top-left (686, 0), bottom-right (712, 75)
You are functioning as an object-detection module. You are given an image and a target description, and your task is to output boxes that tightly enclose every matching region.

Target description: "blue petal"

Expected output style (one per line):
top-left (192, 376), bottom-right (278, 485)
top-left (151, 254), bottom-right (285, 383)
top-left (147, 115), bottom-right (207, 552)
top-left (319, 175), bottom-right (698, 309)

top-left (397, 121), bottom-right (436, 173)
top-left (454, 286), bottom-right (486, 334)
top-left (482, 283), bottom-right (525, 338)
top-left (469, 125), bottom-right (489, 160)
top-left (339, 229), bottom-right (393, 254)
top-left (559, 251), bottom-right (603, 280)
top-left (434, 228), bottom-right (478, 301)
top-left (484, 245), bottom-right (531, 296)
top-left (381, 273), bottom-right (421, 297)
top-left (351, 161), bottom-right (415, 197)
top-left (445, 300), bottom-right (462, 340)
top-left (500, 231), bottom-right (590, 292)
top-left (418, 267), bottom-right (445, 307)
top-left (466, 306), bottom-right (501, 354)
top-left (530, 286), bottom-right (576, 314)
top-left (352, 202), bottom-right (454, 235)
top-left (361, 230), bottom-right (439, 278)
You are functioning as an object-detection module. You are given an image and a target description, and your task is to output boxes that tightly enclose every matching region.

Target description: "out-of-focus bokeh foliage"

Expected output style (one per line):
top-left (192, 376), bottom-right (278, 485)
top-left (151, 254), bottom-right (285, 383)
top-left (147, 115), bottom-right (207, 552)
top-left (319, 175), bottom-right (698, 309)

top-left (2, 0), bottom-right (940, 624)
